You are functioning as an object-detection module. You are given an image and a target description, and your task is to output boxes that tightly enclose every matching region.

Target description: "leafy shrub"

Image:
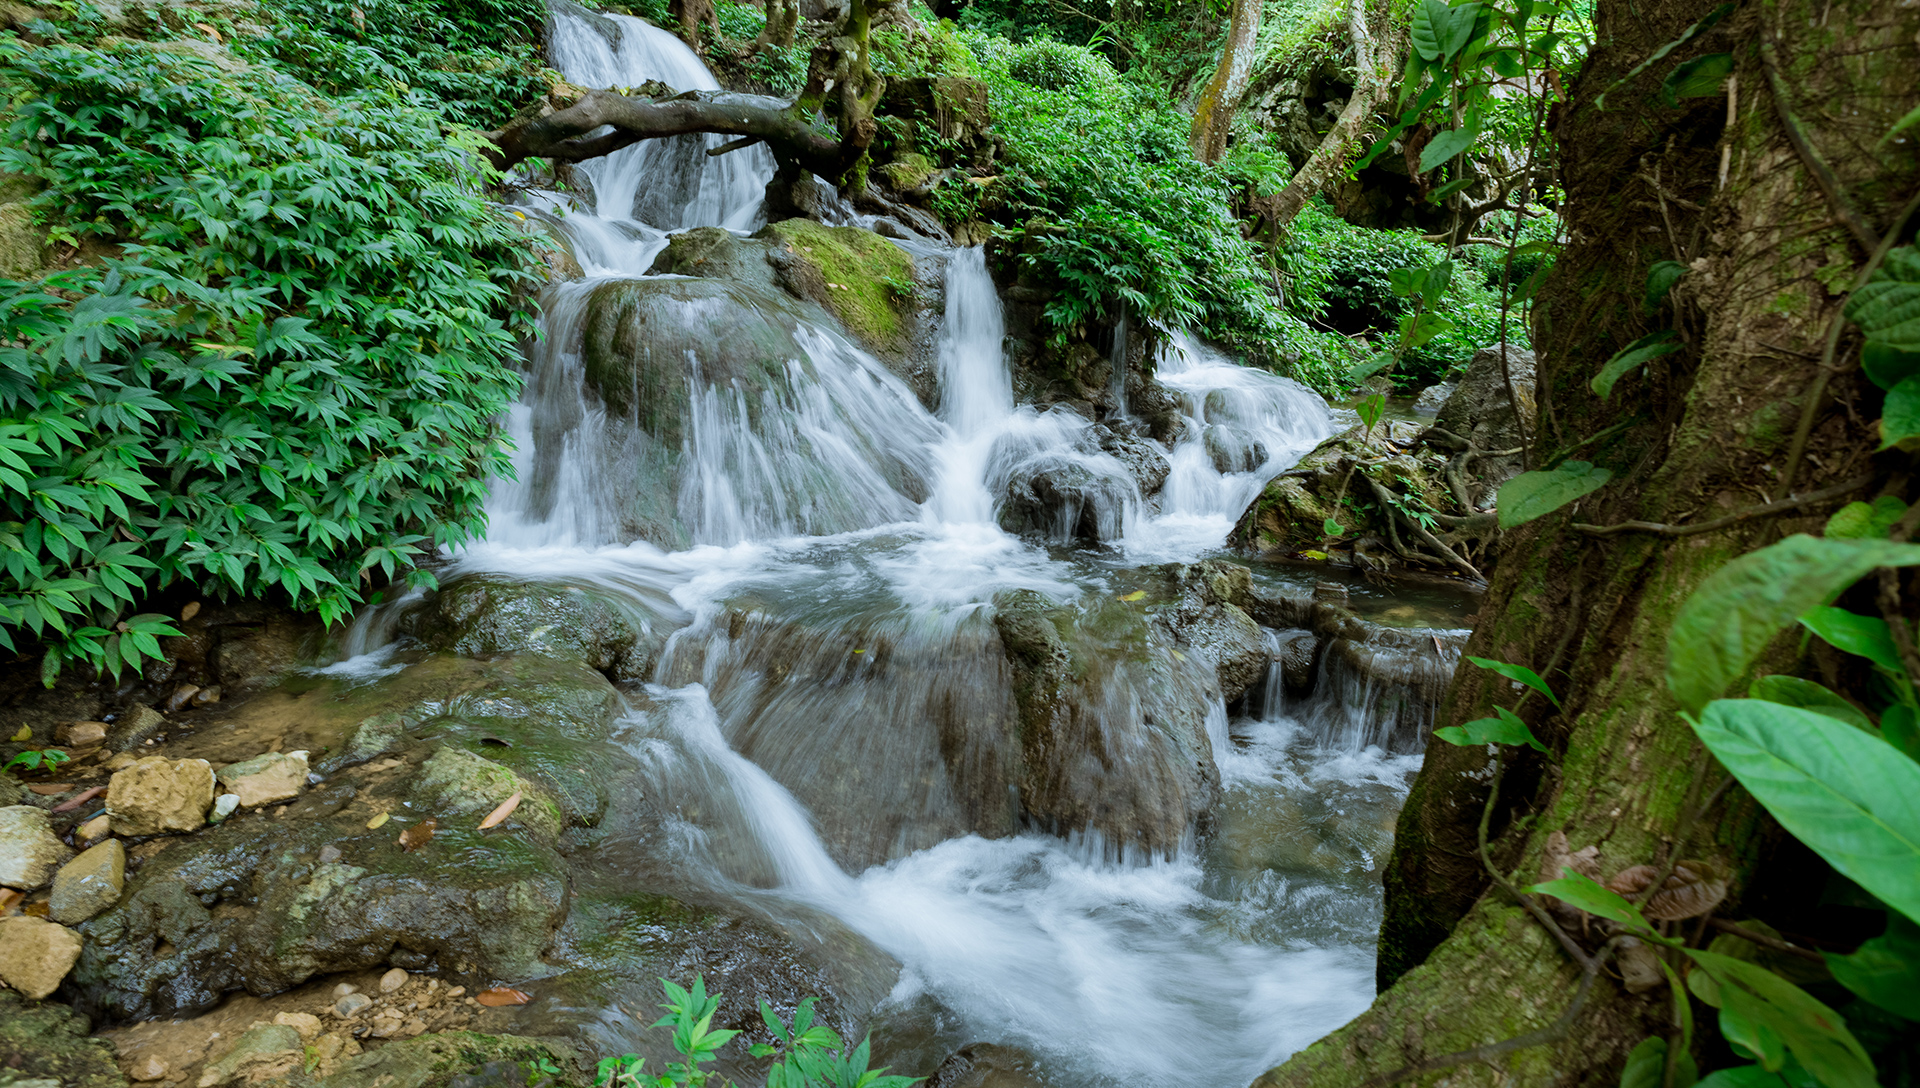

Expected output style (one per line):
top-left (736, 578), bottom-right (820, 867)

top-left (0, 40), bottom-right (534, 680)
top-left (242, 0), bottom-right (553, 128)
top-left (1006, 39), bottom-right (1118, 91)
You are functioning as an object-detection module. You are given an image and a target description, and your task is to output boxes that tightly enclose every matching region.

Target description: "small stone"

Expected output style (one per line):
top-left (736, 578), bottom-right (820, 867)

top-left (378, 967), bottom-right (409, 994)
top-left (445, 986), bottom-right (465, 998)
top-left (195, 1023), bottom-right (300, 1088)
top-left (214, 751), bottom-right (308, 808)
top-left (107, 757), bottom-right (215, 836)
top-left (332, 982), bottom-right (359, 997)
top-left (0, 806), bottom-right (74, 889)
top-left (272, 1011), bottom-right (323, 1040)
top-left (62, 721), bottom-right (110, 748)
top-left (49, 838), bottom-right (125, 924)
top-left (131, 1055), bottom-right (169, 1081)
top-left (399, 1017), bottom-right (428, 1038)
top-left (317, 844), bottom-right (341, 864)
top-left (75, 814), bottom-right (112, 848)
top-left (0, 915), bottom-right (83, 998)
top-left (104, 752), bottom-right (140, 772)
top-left (366, 1011), bottom-right (404, 1038)
top-left (207, 794), bottom-right (240, 824)
top-left (333, 992), bottom-right (373, 1018)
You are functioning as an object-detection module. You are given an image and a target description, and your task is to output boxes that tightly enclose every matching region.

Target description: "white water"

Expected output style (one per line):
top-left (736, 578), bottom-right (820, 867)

top-left (377, 9), bottom-right (1397, 1086)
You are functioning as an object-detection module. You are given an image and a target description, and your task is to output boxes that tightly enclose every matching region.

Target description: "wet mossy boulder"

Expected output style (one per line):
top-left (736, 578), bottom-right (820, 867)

top-left (0, 990), bottom-right (125, 1088)
top-left (403, 575), bottom-right (681, 681)
top-left (308, 1031), bottom-right (584, 1088)
top-left (756, 219), bottom-right (916, 364)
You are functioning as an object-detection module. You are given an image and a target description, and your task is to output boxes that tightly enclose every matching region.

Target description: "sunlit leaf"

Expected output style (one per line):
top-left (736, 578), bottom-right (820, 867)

top-left (1496, 461), bottom-right (1613, 529)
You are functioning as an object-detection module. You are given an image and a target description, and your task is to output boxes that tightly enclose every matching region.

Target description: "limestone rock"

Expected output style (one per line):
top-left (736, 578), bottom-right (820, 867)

top-left (130, 1055), bottom-right (169, 1081)
top-left (107, 757), bottom-right (215, 836)
top-left (403, 576), bottom-right (674, 680)
top-left (378, 967), bottom-right (408, 993)
top-left (107, 705), bottom-right (168, 752)
top-left (50, 839), bottom-right (125, 924)
top-left (74, 814), bottom-right (111, 848)
top-left (59, 721), bottom-right (109, 748)
top-left (0, 915), bottom-right (83, 998)
top-left (214, 750), bottom-right (308, 808)
top-left (195, 1023), bottom-right (300, 1087)
top-left (0, 806), bottom-right (72, 890)
top-left (334, 992), bottom-right (373, 1018)
top-left (272, 1011), bottom-right (323, 1039)
top-left (1430, 342), bottom-right (1536, 504)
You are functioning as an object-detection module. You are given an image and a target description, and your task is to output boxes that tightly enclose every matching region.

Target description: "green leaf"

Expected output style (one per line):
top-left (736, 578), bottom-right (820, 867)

top-left (1691, 1068), bottom-right (1791, 1088)
top-left (1825, 496), bottom-right (1909, 540)
top-left (1411, 0), bottom-right (1454, 61)
top-left (1798, 606), bottom-right (1903, 672)
top-left (1880, 375), bottom-right (1920, 449)
top-left (1420, 119), bottom-right (1480, 173)
top-left (1433, 705), bottom-right (1547, 751)
top-left (1593, 3), bottom-right (1734, 109)
top-left (1591, 330), bottom-right (1683, 397)
top-left (1528, 871), bottom-right (1653, 930)
top-left (1496, 461), bottom-right (1613, 529)
top-left (1693, 699), bottom-right (1920, 924)
top-left (1467, 655), bottom-right (1561, 707)
top-left (1348, 350), bottom-right (1396, 383)
top-left (1661, 52), bottom-right (1734, 105)
top-left (1824, 913), bottom-right (1920, 1020)
top-left (1666, 535), bottom-right (1920, 712)
top-left (1748, 676), bottom-right (1872, 732)
top-left (1883, 101), bottom-right (1920, 148)
top-left (1644, 261), bottom-right (1688, 313)
top-left (1716, 1003), bottom-right (1787, 1070)
top-left (1861, 342), bottom-right (1920, 391)
top-left (1618, 1037), bottom-right (1670, 1088)
top-left (1883, 704), bottom-right (1920, 762)
top-left (1401, 311), bottom-right (1456, 349)
top-left (1846, 247), bottom-right (1920, 348)
top-left (1682, 948), bottom-right (1877, 1088)
top-left (1324, 517), bottom-right (1347, 536)
top-left (1441, 2), bottom-right (1486, 60)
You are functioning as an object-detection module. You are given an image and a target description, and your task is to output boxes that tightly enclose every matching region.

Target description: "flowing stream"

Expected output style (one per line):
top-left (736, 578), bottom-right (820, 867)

top-left (346, 8), bottom-right (1465, 1085)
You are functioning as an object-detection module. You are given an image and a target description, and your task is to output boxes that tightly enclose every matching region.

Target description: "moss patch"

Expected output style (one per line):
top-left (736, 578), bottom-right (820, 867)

top-left (756, 219), bottom-right (915, 361)
top-left (0, 990), bottom-right (126, 1088)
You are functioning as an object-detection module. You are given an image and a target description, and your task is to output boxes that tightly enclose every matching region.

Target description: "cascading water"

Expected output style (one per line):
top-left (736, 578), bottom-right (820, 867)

top-left (338, 7), bottom-right (1457, 1085)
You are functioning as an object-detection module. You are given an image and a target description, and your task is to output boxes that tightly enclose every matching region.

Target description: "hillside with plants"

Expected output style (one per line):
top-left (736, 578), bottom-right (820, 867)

top-left (0, 0), bottom-right (1915, 1087)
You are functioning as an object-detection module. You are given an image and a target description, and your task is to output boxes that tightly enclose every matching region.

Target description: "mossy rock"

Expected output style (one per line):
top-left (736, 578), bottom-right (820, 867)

top-left (755, 219), bottom-right (916, 363)
top-left (403, 574), bottom-right (680, 681)
top-left (0, 203), bottom-right (47, 280)
top-left (875, 151), bottom-right (935, 193)
top-left (0, 990), bottom-right (126, 1088)
top-left (309, 1031), bottom-right (584, 1088)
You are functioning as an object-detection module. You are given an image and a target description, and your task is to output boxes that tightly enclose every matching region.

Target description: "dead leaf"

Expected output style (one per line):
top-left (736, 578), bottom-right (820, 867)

top-left (22, 900), bottom-right (48, 918)
top-left (0, 888), bottom-right (23, 916)
top-left (52, 786), bottom-right (105, 813)
top-left (366, 812), bottom-right (391, 830)
top-left (193, 21), bottom-right (220, 41)
top-left (164, 685), bottom-right (201, 713)
top-left (1616, 937), bottom-right (1666, 993)
top-left (26, 783), bottom-right (74, 796)
top-left (474, 987), bottom-right (531, 1007)
top-left (479, 792), bottom-right (522, 831)
top-left (180, 601), bottom-right (201, 622)
top-left (398, 818), bottom-right (437, 853)
top-left (8, 725), bottom-right (28, 742)
top-left (1537, 829), bottom-right (1602, 885)
top-left (1606, 860), bottom-right (1730, 921)
top-left (1117, 590), bottom-right (1146, 602)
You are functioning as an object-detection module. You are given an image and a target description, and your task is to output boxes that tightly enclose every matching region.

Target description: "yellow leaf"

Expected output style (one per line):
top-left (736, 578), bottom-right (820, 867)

top-left (1301, 550), bottom-right (1328, 561)
top-left (1171, 649), bottom-right (1187, 662)
top-left (366, 812), bottom-right (390, 830)
top-left (1118, 590), bottom-right (1146, 602)
top-left (9, 725), bottom-right (29, 743)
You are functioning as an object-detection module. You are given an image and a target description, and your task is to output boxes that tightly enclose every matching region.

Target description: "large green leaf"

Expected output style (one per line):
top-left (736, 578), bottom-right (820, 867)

top-left (1694, 699), bottom-right (1920, 923)
top-left (1411, 0), bottom-right (1453, 60)
top-left (1880, 375), bottom-right (1920, 449)
top-left (1468, 655), bottom-right (1561, 707)
top-left (1825, 913), bottom-right (1920, 1020)
top-left (1692, 1066), bottom-right (1793, 1087)
top-left (1419, 120), bottom-right (1480, 172)
top-left (1433, 705), bottom-right (1547, 751)
top-left (1591, 330), bottom-right (1683, 397)
top-left (1748, 675), bottom-right (1872, 732)
top-left (1847, 246), bottom-right (1920, 348)
top-left (1825, 496), bottom-right (1909, 540)
top-left (1644, 261), bottom-right (1688, 314)
top-left (1799, 606), bottom-right (1903, 672)
top-left (1528, 872), bottom-right (1653, 930)
top-left (1661, 52), bottom-right (1734, 105)
top-left (1619, 1037), bottom-right (1682, 1088)
top-left (1496, 461), bottom-right (1613, 529)
top-left (1665, 535), bottom-right (1920, 712)
top-left (1862, 342), bottom-right (1920, 391)
top-left (1683, 948), bottom-right (1877, 1088)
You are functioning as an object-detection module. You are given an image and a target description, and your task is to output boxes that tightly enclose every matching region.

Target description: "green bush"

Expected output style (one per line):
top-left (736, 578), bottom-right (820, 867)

top-left (0, 40), bottom-right (535, 680)
top-left (1006, 39), bottom-right (1119, 91)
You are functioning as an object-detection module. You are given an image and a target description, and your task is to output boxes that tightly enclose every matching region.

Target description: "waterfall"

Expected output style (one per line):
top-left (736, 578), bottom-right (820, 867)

top-left (356, 8), bottom-right (1431, 1085)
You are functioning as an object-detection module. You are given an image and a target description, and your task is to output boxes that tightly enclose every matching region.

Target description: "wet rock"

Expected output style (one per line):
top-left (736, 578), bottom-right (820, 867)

top-left (1092, 425), bottom-right (1170, 496)
top-left (0, 989), bottom-right (124, 1088)
top-left (0, 806), bottom-right (72, 889)
top-left (411, 747), bottom-right (564, 840)
top-left (50, 839), bottom-right (125, 924)
top-left (1155, 560), bottom-right (1270, 702)
top-left (1203, 423), bottom-right (1268, 474)
top-left (0, 916), bottom-right (83, 999)
top-left (1000, 456), bottom-right (1137, 543)
top-left (1273, 629), bottom-right (1319, 699)
top-left (307, 1031), bottom-right (578, 1088)
top-left (928, 1042), bottom-right (1048, 1088)
top-left (760, 219), bottom-right (918, 363)
top-left (107, 704), bottom-right (168, 752)
top-left (60, 720), bottom-right (109, 748)
top-left (403, 575), bottom-right (675, 680)
top-left (215, 750), bottom-right (308, 808)
top-left (106, 756), bottom-right (215, 836)
top-left (195, 1022), bottom-right (300, 1087)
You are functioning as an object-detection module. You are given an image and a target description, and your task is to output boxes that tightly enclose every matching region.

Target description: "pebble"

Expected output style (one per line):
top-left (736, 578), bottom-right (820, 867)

top-left (378, 967), bottom-right (408, 994)
top-left (333, 992), bottom-right (373, 1018)
top-left (130, 1055), bottom-right (169, 1082)
top-left (445, 986), bottom-right (464, 998)
top-left (333, 982), bottom-right (359, 997)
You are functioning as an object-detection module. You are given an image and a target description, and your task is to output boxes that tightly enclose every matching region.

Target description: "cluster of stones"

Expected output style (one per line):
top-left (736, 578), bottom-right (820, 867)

top-left (0, 706), bottom-right (310, 1003)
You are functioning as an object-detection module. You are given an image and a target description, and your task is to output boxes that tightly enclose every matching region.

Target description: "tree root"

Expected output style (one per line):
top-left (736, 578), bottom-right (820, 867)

top-left (1573, 473), bottom-right (1871, 537)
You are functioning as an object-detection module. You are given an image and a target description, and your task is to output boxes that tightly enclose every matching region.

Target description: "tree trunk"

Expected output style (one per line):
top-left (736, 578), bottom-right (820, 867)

top-left (1253, 0), bottom-right (1919, 1083)
top-left (1190, 0), bottom-right (1263, 163)
top-left (670, 0), bottom-right (721, 51)
top-left (756, 0), bottom-right (801, 50)
top-left (1255, 0), bottom-right (1395, 229)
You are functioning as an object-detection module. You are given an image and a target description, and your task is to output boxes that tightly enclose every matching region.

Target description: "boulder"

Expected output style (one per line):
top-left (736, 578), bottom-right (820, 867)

top-left (402, 575), bottom-right (677, 680)
top-left (1412, 381), bottom-right (1456, 414)
top-left (0, 989), bottom-right (124, 1088)
top-left (0, 806), bottom-right (72, 889)
top-left (49, 839), bottom-right (125, 924)
top-left (757, 218), bottom-right (919, 365)
top-left (1430, 341), bottom-right (1536, 504)
top-left (1093, 425), bottom-right (1171, 497)
top-left (0, 916), bottom-right (83, 999)
top-left (195, 1023), bottom-right (301, 1088)
top-left (215, 750), bottom-right (308, 808)
top-left (107, 756), bottom-right (215, 836)
top-left (1000, 455), bottom-right (1137, 543)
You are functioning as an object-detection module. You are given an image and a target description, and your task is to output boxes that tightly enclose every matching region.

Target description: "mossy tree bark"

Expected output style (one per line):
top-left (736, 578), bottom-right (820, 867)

top-left (1255, 0), bottom-right (1919, 1083)
top-left (1190, 0), bottom-right (1263, 163)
